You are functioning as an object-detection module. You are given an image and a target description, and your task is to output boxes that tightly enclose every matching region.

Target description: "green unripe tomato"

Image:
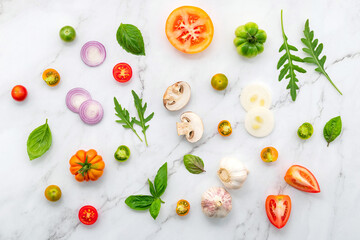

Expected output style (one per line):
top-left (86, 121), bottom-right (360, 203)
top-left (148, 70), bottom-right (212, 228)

top-left (59, 26), bottom-right (76, 42)
top-left (234, 22), bottom-right (267, 58)
top-left (114, 145), bottom-right (131, 162)
top-left (44, 185), bottom-right (62, 202)
top-left (297, 122), bottom-right (314, 139)
top-left (211, 73), bottom-right (228, 91)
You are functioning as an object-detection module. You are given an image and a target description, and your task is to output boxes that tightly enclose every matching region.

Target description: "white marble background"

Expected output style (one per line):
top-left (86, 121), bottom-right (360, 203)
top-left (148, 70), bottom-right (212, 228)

top-left (0, 0), bottom-right (359, 239)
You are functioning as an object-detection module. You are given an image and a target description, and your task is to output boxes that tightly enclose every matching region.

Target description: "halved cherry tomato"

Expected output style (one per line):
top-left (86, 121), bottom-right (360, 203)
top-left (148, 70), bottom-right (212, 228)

top-left (11, 85), bottom-right (27, 101)
top-left (44, 185), bottom-right (62, 202)
top-left (284, 165), bottom-right (320, 193)
top-left (176, 199), bottom-right (190, 216)
top-left (265, 195), bottom-right (291, 229)
top-left (78, 205), bottom-right (98, 225)
top-left (42, 69), bottom-right (60, 86)
top-left (113, 63), bottom-right (132, 83)
top-left (218, 120), bottom-right (232, 137)
top-left (165, 6), bottom-right (214, 54)
top-left (261, 147), bottom-right (278, 162)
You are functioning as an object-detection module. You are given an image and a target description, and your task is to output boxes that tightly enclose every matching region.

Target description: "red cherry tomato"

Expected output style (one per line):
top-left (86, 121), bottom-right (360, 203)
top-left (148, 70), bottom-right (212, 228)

top-left (11, 85), bottom-right (27, 101)
top-left (78, 205), bottom-right (98, 225)
top-left (113, 63), bottom-right (132, 83)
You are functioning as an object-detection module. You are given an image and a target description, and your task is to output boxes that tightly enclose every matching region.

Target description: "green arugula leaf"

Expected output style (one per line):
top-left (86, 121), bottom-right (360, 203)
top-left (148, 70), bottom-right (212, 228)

top-left (183, 154), bottom-right (206, 174)
top-left (323, 116), bottom-right (342, 147)
top-left (154, 162), bottom-right (167, 197)
top-left (149, 198), bottom-right (161, 219)
top-left (301, 19), bottom-right (342, 95)
top-left (116, 23), bottom-right (145, 56)
top-left (114, 97), bottom-right (143, 142)
top-left (278, 10), bottom-right (306, 101)
top-left (148, 179), bottom-right (157, 197)
top-left (27, 119), bottom-right (52, 160)
top-left (125, 195), bottom-right (154, 210)
top-left (131, 90), bottom-right (154, 146)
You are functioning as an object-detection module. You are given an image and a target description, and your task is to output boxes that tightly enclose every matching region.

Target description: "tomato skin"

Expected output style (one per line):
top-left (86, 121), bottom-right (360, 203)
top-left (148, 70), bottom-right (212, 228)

top-left (42, 69), bottom-right (60, 86)
top-left (78, 205), bottom-right (98, 225)
top-left (218, 120), bottom-right (232, 137)
top-left (113, 63), bottom-right (132, 83)
top-left (59, 26), bottom-right (76, 42)
top-left (211, 74), bottom-right (228, 91)
top-left (44, 185), bottom-right (62, 202)
top-left (11, 85), bottom-right (27, 101)
top-left (265, 195), bottom-right (291, 229)
top-left (284, 165), bottom-right (320, 193)
top-left (176, 199), bottom-right (190, 216)
top-left (261, 147), bottom-right (278, 162)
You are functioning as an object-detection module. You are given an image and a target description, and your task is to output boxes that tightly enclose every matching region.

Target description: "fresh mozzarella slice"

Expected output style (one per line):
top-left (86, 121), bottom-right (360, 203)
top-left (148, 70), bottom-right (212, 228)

top-left (245, 107), bottom-right (274, 137)
top-left (240, 83), bottom-right (272, 111)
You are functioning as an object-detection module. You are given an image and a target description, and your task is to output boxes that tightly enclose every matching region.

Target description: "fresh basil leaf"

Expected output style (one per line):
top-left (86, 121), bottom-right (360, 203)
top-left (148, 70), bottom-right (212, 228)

top-left (116, 23), bottom-right (145, 56)
top-left (183, 154), bottom-right (205, 174)
top-left (27, 119), bottom-right (52, 160)
top-left (148, 179), bottom-right (156, 197)
top-left (149, 198), bottom-right (161, 219)
top-left (125, 195), bottom-right (154, 210)
top-left (154, 162), bottom-right (167, 197)
top-left (323, 116), bottom-right (342, 147)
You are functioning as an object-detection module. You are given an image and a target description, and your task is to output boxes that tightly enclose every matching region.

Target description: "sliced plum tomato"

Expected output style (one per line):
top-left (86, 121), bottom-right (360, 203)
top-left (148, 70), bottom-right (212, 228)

top-left (265, 195), bottom-right (291, 229)
top-left (261, 147), bottom-right (278, 162)
top-left (44, 185), bottom-right (62, 202)
top-left (165, 6), bottom-right (214, 54)
top-left (113, 63), bottom-right (132, 83)
top-left (79, 205), bottom-right (98, 225)
top-left (176, 199), bottom-right (190, 216)
top-left (11, 85), bottom-right (27, 101)
top-left (218, 120), bottom-right (232, 137)
top-left (284, 165), bottom-right (320, 193)
top-left (42, 68), bottom-right (60, 86)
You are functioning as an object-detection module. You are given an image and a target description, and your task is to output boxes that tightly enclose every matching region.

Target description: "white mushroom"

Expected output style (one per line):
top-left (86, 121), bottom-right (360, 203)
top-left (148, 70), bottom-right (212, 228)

top-left (176, 112), bottom-right (204, 143)
top-left (163, 81), bottom-right (191, 111)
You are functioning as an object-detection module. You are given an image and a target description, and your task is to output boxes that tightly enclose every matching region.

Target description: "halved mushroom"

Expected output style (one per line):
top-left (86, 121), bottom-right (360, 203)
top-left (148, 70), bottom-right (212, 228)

top-left (176, 112), bottom-right (204, 143)
top-left (163, 81), bottom-right (191, 111)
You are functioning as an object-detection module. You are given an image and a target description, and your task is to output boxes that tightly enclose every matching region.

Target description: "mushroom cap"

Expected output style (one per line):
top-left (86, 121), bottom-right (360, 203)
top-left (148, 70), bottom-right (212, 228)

top-left (163, 81), bottom-right (191, 111)
top-left (176, 111), bottom-right (204, 143)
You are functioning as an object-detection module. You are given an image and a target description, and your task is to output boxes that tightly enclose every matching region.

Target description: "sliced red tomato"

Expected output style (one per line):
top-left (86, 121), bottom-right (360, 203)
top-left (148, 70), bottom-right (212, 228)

top-left (265, 195), bottom-right (291, 229)
top-left (284, 165), bottom-right (320, 193)
top-left (113, 63), bottom-right (132, 83)
top-left (78, 205), bottom-right (98, 225)
top-left (165, 6), bottom-right (214, 54)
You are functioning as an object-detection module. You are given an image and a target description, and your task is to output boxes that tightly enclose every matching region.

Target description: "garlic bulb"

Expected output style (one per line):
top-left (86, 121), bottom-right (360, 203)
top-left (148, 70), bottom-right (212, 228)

top-left (217, 157), bottom-right (248, 189)
top-left (201, 187), bottom-right (232, 218)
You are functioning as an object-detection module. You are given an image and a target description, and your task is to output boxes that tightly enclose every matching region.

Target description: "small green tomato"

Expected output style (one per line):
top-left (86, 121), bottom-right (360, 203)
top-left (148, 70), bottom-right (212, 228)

top-left (114, 145), bottom-right (131, 162)
top-left (59, 26), bottom-right (76, 42)
top-left (297, 122), bottom-right (314, 139)
top-left (211, 73), bottom-right (228, 91)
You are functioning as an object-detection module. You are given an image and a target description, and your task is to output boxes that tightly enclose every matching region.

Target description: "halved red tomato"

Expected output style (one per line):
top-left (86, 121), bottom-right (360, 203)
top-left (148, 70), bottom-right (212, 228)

top-left (265, 195), bottom-right (291, 229)
top-left (113, 63), bottom-right (132, 83)
top-left (284, 165), bottom-right (320, 193)
top-left (78, 205), bottom-right (98, 225)
top-left (165, 6), bottom-right (214, 54)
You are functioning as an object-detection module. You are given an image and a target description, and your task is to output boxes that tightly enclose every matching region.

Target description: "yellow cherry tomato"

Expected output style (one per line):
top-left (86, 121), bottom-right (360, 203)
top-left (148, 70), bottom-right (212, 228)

top-left (218, 120), bottom-right (232, 137)
top-left (176, 199), bottom-right (190, 216)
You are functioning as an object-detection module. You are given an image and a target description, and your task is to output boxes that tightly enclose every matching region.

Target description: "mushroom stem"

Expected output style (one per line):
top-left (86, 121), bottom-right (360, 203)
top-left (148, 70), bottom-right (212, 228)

top-left (176, 122), bottom-right (192, 136)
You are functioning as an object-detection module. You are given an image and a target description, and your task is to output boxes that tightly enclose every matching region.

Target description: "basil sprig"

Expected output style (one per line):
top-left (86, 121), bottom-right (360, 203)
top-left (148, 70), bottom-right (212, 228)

top-left (183, 154), bottom-right (206, 174)
top-left (116, 23), bottom-right (145, 56)
top-left (323, 116), bottom-right (342, 147)
top-left (125, 162), bottom-right (167, 219)
top-left (27, 119), bottom-right (52, 160)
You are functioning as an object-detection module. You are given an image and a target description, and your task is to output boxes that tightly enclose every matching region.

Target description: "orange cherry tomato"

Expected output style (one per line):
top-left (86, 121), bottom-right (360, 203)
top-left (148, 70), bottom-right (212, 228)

top-left (42, 68), bottom-right (60, 86)
top-left (265, 195), bottom-right (291, 229)
top-left (69, 149), bottom-right (105, 182)
top-left (284, 165), bottom-right (320, 193)
top-left (165, 6), bottom-right (214, 54)
top-left (78, 205), bottom-right (98, 225)
top-left (218, 120), bottom-right (232, 137)
top-left (176, 199), bottom-right (190, 216)
top-left (261, 147), bottom-right (278, 162)
top-left (11, 85), bottom-right (27, 101)
top-left (112, 63), bottom-right (132, 83)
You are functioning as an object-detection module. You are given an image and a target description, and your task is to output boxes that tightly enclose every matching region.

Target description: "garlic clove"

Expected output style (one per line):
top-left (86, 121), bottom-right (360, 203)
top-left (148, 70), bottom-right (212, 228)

top-left (201, 187), bottom-right (232, 218)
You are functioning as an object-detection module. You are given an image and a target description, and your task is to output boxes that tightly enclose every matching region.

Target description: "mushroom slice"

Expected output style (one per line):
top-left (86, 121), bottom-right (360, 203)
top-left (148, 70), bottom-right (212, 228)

top-left (176, 111), bottom-right (204, 143)
top-left (163, 81), bottom-right (191, 111)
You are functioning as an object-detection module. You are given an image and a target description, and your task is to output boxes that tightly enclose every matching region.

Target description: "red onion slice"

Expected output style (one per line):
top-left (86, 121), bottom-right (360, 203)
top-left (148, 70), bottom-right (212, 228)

top-left (80, 41), bottom-right (106, 67)
top-left (66, 88), bottom-right (92, 113)
top-left (79, 100), bottom-right (104, 125)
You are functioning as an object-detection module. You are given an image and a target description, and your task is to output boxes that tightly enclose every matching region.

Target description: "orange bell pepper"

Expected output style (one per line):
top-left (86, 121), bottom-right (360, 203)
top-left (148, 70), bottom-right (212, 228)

top-left (69, 149), bottom-right (105, 182)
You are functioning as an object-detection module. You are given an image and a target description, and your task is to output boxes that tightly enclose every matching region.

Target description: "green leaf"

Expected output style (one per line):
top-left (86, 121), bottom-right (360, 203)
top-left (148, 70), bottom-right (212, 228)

top-left (149, 198), bottom-right (161, 219)
top-left (183, 154), bottom-right (206, 174)
top-left (131, 90), bottom-right (154, 146)
top-left (125, 195), bottom-right (154, 210)
top-left (27, 119), bottom-right (52, 160)
top-left (116, 23), bottom-right (145, 56)
top-left (277, 54), bottom-right (287, 69)
top-left (323, 116), bottom-right (342, 147)
top-left (148, 179), bottom-right (156, 197)
top-left (154, 162), bottom-right (167, 197)
top-left (302, 19), bottom-right (342, 95)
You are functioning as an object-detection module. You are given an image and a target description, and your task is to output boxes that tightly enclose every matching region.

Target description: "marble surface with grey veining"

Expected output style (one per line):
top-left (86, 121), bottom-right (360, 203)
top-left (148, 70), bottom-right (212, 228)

top-left (0, 0), bottom-right (359, 239)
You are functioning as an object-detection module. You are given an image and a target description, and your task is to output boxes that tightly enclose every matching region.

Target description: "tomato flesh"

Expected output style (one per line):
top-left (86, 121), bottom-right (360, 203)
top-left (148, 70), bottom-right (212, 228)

top-left (114, 145), bottom-right (131, 162)
top-left (11, 85), bottom-right (27, 101)
top-left (79, 205), bottom-right (98, 225)
top-left (218, 120), bottom-right (232, 136)
top-left (261, 147), bottom-right (278, 162)
top-left (284, 165), bottom-right (320, 193)
top-left (265, 195), bottom-right (291, 229)
top-left (113, 63), bottom-right (132, 83)
top-left (42, 69), bottom-right (60, 86)
top-left (176, 199), bottom-right (190, 216)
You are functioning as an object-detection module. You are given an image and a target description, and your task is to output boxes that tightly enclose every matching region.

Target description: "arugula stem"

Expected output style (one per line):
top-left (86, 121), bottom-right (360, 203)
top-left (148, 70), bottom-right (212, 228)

top-left (134, 130), bottom-right (143, 142)
top-left (143, 133), bottom-right (148, 147)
